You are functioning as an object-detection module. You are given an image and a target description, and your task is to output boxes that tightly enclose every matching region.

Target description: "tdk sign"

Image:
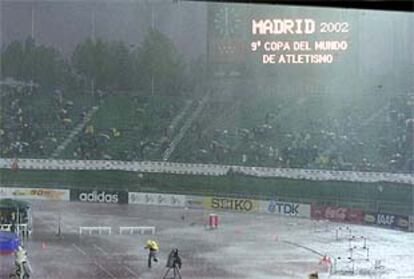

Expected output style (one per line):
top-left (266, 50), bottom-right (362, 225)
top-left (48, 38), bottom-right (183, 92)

top-left (267, 201), bottom-right (299, 215)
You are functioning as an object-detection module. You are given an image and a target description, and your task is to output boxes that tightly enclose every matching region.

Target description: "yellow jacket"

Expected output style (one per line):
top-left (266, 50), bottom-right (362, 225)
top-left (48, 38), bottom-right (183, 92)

top-left (145, 240), bottom-right (159, 251)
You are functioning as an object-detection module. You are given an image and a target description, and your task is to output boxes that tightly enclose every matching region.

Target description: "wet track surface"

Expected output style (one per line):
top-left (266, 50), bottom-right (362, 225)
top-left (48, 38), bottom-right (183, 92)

top-left (1, 200), bottom-right (414, 279)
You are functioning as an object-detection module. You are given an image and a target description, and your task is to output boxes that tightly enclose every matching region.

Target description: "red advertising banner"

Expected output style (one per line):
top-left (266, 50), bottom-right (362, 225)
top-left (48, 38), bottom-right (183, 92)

top-left (311, 205), bottom-right (364, 224)
top-left (347, 208), bottom-right (365, 224)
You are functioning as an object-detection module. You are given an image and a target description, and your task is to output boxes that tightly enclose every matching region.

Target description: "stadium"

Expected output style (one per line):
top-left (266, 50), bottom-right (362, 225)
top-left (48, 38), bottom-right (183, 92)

top-left (0, 0), bottom-right (413, 278)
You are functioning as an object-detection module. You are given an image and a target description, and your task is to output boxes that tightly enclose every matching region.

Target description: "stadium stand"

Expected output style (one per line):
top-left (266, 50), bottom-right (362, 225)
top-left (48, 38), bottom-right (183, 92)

top-left (172, 86), bottom-right (414, 173)
top-left (1, 78), bottom-right (413, 174)
top-left (0, 84), bottom-right (97, 159)
top-left (1, 25), bottom-right (412, 174)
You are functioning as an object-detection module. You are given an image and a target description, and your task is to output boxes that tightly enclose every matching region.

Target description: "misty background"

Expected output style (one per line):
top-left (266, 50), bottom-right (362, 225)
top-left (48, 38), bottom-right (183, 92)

top-left (1, 0), bottom-right (207, 59)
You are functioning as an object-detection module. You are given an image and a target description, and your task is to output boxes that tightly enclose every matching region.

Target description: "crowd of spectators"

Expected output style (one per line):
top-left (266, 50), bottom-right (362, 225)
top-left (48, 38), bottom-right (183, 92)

top-left (63, 92), bottom-right (182, 161)
top-left (0, 82), bottom-right (182, 161)
top-left (0, 79), bottom-right (96, 158)
top-left (1, 78), bottom-right (413, 174)
top-left (174, 89), bottom-right (414, 174)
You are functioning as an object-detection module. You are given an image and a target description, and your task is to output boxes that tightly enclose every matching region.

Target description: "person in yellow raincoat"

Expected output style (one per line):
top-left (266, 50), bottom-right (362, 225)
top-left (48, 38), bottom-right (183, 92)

top-left (144, 240), bottom-right (159, 268)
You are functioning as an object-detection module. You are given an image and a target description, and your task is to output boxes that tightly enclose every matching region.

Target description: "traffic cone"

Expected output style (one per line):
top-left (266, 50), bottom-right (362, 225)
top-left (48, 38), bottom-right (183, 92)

top-left (319, 255), bottom-right (331, 264)
top-left (319, 255), bottom-right (332, 273)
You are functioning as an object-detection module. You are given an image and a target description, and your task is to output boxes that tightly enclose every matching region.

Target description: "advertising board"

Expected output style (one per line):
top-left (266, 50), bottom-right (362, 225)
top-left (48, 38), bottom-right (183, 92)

top-left (185, 195), bottom-right (206, 210)
top-left (311, 205), bottom-right (364, 224)
top-left (70, 189), bottom-right (127, 204)
top-left (128, 192), bottom-right (185, 207)
top-left (364, 211), bottom-right (410, 231)
top-left (0, 187), bottom-right (10, 198)
top-left (260, 200), bottom-right (311, 218)
top-left (204, 197), bottom-right (259, 213)
top-left (0, 187), bottom-right (69, 201)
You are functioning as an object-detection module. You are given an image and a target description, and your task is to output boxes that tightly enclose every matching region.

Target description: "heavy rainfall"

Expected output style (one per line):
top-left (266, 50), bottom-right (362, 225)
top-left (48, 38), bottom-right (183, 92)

top-left (0, 1), bottom-right (413, 279)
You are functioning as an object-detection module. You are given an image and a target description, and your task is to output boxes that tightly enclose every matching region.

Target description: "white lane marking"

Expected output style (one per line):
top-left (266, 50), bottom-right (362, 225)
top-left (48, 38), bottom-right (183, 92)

top-left (93, 243), bottom-right (109, 255)
top-left (95, 262), bottom-right (116, 279)
top-left (124, 266), bottom-right (139, 278)
top-left (72, 243), bottom-right (87, 256)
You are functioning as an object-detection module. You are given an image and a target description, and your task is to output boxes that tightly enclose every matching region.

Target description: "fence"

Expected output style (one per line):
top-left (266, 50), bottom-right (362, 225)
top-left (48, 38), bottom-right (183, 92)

top-left (1, 158), bottom-right (413, 184)
top-left (1, 157), bottom-right (412, 220)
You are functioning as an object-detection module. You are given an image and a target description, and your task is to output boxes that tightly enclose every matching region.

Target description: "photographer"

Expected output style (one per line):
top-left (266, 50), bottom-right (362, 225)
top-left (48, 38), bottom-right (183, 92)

top-left (166, 248), bottom-right (182, 269)
top-left (163, 248), bottom-right (182, 279)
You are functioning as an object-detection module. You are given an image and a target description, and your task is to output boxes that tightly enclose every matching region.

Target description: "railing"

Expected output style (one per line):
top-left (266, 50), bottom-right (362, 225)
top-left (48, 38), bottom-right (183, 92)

top-left (1, 158), bottom-right (413, 185)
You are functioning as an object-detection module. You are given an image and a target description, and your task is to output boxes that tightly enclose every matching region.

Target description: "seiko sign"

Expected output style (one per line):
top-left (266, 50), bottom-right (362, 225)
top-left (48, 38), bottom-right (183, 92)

top-left (78, 191), bottom-right (119, 204)
top-left (210, 198), bottom-right (257, 212)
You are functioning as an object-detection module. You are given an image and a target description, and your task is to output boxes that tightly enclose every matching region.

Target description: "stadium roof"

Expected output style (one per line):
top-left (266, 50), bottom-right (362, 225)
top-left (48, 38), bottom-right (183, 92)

top-left (183, 0), bottom-right (414, 12)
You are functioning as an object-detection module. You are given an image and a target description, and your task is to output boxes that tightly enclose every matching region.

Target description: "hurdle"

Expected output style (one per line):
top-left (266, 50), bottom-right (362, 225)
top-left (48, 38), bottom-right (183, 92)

top-left (332, 233), bottom-right (371, 275)
top-left (374, 259), bottom-right (385, 270)
top-left (335, 226), bottom-right (352, 241)
top-left (332, 256), bottom-right (355, 275)
top-left (79, 226), bottom-right (112, 235)
top-left (119, 226), bottom-right (155, 235)
top-left (348, 235), bottom-right (368, 250)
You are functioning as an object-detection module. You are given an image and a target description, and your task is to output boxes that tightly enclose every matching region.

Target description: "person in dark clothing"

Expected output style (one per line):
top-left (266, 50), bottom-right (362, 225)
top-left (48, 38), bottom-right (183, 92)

top-left (163, 248), bottom-right (182, 279)
top-left (166, 248), bottom-right (182, 269)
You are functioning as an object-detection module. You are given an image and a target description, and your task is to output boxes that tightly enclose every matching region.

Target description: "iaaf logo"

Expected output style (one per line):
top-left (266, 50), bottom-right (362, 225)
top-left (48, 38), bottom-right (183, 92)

top-left (268, 201), bottom-right (299, 215)
top-left (79, 191), bottom-right (119, 204)
top-left (377, 214), bottom-right (395, 226)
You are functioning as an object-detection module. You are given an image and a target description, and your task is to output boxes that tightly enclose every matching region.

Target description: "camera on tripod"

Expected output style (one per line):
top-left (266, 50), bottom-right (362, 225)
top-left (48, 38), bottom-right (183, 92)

top-left (162, 248), bottom-right (182, 279)
top-left (166, 248), bottom-right (182, 269)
